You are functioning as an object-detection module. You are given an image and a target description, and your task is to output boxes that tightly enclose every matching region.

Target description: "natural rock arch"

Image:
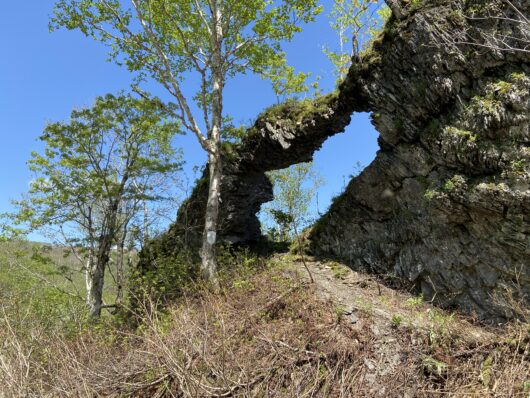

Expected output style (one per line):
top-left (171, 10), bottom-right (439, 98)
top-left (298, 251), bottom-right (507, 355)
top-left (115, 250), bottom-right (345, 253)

top-left (138, 0), bottom-right (530, 321)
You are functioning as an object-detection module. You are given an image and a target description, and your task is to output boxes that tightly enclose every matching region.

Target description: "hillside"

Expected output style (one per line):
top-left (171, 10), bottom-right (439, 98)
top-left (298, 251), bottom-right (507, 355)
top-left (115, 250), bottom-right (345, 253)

top-left (1, 0), bottom-right (528, 396)
top-left (1, 251), bottom-right (528, 397)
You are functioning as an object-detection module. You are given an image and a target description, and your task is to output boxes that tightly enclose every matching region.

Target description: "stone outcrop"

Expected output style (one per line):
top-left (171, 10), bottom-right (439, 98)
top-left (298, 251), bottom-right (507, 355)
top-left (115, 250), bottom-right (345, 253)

top-left (137, 91), bottom-right (369, 267)
top-left (310, 0), bottom-right (530, 321)
top-left (139, 0), bottom-right (529, 321)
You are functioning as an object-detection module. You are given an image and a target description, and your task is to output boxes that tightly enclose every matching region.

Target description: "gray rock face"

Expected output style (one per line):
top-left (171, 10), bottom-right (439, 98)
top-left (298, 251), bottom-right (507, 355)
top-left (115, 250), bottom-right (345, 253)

top-left (310, 0), bottom-right (530, 321)
top-left (139, 0), bottom-right (529, 321)
top-left (137, 92), bottom-right (367, 266)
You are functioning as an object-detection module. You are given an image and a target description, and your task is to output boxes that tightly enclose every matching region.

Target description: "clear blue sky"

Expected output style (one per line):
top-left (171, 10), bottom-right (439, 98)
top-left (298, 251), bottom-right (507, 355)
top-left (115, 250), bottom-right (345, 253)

top-left (0, 1), bottom-right (379, 237)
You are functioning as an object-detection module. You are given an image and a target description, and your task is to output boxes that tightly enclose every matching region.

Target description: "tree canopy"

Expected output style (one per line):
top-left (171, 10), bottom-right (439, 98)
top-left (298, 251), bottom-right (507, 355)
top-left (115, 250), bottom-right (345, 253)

top-left (7, 93), bottom-right (183, 317)
top-left (51, 0), bottom-right (323, 147)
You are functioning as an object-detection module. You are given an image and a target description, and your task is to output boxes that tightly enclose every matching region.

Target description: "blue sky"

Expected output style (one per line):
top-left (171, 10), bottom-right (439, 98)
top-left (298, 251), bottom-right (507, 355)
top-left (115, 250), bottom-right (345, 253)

top-left (0, 1), bottom-right (379, 238)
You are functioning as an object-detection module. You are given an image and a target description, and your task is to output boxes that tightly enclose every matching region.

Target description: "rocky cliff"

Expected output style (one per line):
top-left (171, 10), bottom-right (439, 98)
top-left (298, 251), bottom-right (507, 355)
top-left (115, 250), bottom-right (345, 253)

top-left (139, 0), bottom-right (529, 321)
top-left (311, 0), bottom-right (530, 321)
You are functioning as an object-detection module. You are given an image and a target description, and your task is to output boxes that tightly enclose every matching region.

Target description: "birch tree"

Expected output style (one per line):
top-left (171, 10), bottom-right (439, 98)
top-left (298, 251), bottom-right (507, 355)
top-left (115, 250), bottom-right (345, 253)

top-left (324, 0), bottom-right (390, 81)
top-left (51, 0), bottom-right (322, 284)
top-left (265, 162), bottom-right (323, 243)
top-left (11, 94), bottom-right (181, 318)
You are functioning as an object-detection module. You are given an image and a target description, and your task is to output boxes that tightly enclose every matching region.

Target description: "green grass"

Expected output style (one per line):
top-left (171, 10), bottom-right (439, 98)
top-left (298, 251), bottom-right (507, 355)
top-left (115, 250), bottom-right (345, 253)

top-left (0, 240), bottom-right (132, 328)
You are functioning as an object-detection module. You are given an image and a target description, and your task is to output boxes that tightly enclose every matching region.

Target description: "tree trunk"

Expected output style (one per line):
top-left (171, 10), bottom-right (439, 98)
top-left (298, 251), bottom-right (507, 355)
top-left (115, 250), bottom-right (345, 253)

top-left (88, 234), bottom-right (113, 318)
top-left (87, 198), bottom-right (120, 319)
top-left (115, 232), bottom-right (126, 307)
top-left (85, 251), bottom-right (95, 309)
top-left (200, 0), bottom-right (224, 287)
top-left (143, 200), bottom-right (148, 246)
top-left (87, 259), bottom-right (105, 318)
top-left (201, 151), bottom-right (222, 285)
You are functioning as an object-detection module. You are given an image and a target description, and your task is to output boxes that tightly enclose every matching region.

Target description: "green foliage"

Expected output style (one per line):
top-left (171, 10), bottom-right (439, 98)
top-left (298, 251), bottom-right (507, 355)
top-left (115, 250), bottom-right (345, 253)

top-left (493, 80), bottom-right (514, 95)
top-left (217, 246), bottom-right (263, 287)
top-left (51, 0), bottom-right (324, 280)
top-left (443, 175), bottom-right (466, 192)
top-left (445, 126), bottom-right (477, 142)
top-left (443, 180), bottom-right (456, 192)
top-left (510, 72), bottom-right (526, 81)
top-left (424, 188), bottom-right (441, 202)
top-left (324, 0), bottom-right (389, 81)
top-left (131, 246), bottom-right (262, 308)
top-left (408, 0), bottom-right (423, 11)
top-left (258, 93), bottom-right (337, 128)
top-left (391, 314), bottom-right (403, 327)
top-left (9, 93), bottom-right (182, 237)
top-left (51, 0), bottom-right (323, 137)
top-left (264, 64), bottom-right (312, 103)
top-left (480, 354), bottom-right (494, 387)
top-left (221, 115), bottom-right (247, 142)
top-left (427, 308), bottom-right (455, 348)
top-left (422, 356), bottom-right (448, 378)
top-left (333, 303), bottom-right (347, 321)
top-left (328, 261), bottom-right (349, 279)
top-left (467, 94), bottom-right (502, 116)
top-left (510, 159), bottom-right (527, 175)
top-left (406, 293), bottom-right (424, 307)
top-left (0, 241), bottom-right (89, 333)
top-left (3, 94), bottom-right (183, 317)
top-left (523, 381), bottom-right (530, 394)
top-left (264, 162), bottom-right (323, 242)
top-left (131, 251), bottom-right (199, 306)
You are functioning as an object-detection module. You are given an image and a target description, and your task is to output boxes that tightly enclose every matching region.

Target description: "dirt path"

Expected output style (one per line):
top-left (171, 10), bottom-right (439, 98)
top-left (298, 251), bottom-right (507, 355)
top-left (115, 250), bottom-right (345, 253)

top-left (273, 254), bottom-right (500, 396)
top-left (286, 254), bottom-right (495, 344)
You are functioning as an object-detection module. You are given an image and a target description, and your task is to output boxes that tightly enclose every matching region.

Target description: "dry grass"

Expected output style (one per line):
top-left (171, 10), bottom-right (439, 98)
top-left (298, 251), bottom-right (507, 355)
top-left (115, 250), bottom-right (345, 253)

top-left (0, 259), bottom-right (529, 397)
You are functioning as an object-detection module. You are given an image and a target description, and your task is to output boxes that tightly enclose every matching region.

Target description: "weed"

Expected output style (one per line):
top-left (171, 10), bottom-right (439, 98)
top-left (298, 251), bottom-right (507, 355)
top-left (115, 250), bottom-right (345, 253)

top-left (424, 189), bottom-right (437, 201)
top-left (406, 293), bottom-right (424, 307)
top-left (427, 308), bottom-right (455, 348)
top-left (329, 261), bottom-right (349, 279)
top-left (422, 356), bottom-right (448, 378)
top-left (334, 304), bottom-right (346, 321)
top-left (391, 314), bottom-right (403, 327)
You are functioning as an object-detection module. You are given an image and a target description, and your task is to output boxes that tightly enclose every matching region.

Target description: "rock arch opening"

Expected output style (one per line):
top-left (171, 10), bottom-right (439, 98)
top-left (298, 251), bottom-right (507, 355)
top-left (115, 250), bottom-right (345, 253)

top-left (258, 112), bottom-right (380, 241)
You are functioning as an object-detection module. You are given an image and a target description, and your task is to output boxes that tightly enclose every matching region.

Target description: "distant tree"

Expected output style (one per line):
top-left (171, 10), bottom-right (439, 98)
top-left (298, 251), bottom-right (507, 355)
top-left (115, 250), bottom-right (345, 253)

top-left (51, 0), bottom-right (322, 285)
top-left (265, 162), bottom-right (322, 282)
top-left (324, 0), bottom-right (390, 81)
top-left (265, 162), bottom-right (323, 243)
top-left (10, 94), bottom-right (182, 318)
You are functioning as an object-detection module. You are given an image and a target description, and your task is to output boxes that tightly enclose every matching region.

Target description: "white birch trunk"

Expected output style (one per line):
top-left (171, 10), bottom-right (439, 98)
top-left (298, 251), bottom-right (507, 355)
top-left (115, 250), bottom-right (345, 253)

top-left (85, 252), bottom-right (94, 308)
top-left (201, 151), bottom-right (222, 284)
top-left (200, 0), bottom-right (223, 286)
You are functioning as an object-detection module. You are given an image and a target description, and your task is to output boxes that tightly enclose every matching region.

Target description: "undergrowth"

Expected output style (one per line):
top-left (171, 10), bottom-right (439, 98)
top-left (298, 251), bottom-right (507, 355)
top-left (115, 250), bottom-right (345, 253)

top-left (0, 251), bottom-right (529, 397)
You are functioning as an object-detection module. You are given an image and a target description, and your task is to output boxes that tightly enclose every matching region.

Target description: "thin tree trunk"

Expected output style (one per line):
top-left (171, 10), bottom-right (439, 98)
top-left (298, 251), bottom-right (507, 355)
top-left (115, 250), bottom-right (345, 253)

top-left (201, 152), bottom-right (222, 285)
top-left (88, 199), bottom-right (122, 318)
top-left (85, 251), bottom-right (95, 308)
top-left (200, 0), bottom-right (223, 287)
top-left (88, 234), bottom-right (113, 318)
top-left (293, 220), bottom-right (314, 284)
top-left (115, 227), bottom-right (127, 307)
top-left (143, 200), bottom-right (148, 246)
